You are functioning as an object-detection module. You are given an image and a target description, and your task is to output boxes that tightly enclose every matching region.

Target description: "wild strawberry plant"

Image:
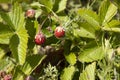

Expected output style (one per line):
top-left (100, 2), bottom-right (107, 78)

top-left (0, 0), bottom-right (120, 80)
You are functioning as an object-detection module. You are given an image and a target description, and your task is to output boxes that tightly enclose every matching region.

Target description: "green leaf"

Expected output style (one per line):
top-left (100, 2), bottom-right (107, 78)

top-left (13, 67), bottom-right (24, 80)
top-left (39, 0), bottom-right (54, 12)
top-left (98, 0), bottom-right (118, 25)
top-left (79, 62), bottom-right (96, 80)
top-left (9, 29), bottom-right (28, 65)
top-left (9, 34), bottom-right (19, 63)
top-left (104, 20), bottom-right (120, 28)
top-left (0, 44), bottom-right (9, 59)
top-left (65, 52), bottom-right (77, 65)
top-left (25, 19), bottom-right (36, 38)
top-left (13, 55), bottom-right (46, 80)
top-left (0, 58), bottom-right (9, 70)
top-left (0, 57), bottom-right (15, 73)
top-left (25, 19), bottom-right (36, 49)
top-left (0, 33), bottom-right (13, 44)
top-left (73, 23), bottom-right (96, 39)
top-left (60, 66), bottom-right (75, 80)
top-left (102, 27), bottom-right (120, 32)
top-left (0, 48), bottom-right (5, 59)
top-left (17, 29), bottom-right (28, 65)
top-left (21, 54), bottom-right (46, 75)
top-left (9, 2), bottom-right (25, 31)
top-left (98, 0), bottom-right (110, 24)
top-left (0, 12), bottom-right (15, 31)
top-left (103, 3), bottom-right (117, 25)
top-left (0, 3), bottom-right (25, 32)
top-left (106, 49), bottom-right (114, 61)
top-left (102, 20), bottom-right (120, 32)
top-left (30, 2), bottom-right (42, 9)
top-left (112, 0), bottom-right (120, 9)
top-left (56, 0), bottom-right (67, 13)
top-left (103, 20), bottom-right (120, 32)
top-left (0, 23), bottom-right (13, 44)
top-left (77, 9), bottom-right (100, 30)
top-left (78, 44), bottom-right (104, 62)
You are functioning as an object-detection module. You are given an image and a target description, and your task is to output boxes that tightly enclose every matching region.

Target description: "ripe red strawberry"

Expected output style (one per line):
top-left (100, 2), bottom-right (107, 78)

top-left (3, 74), bottom-right (12, 80)
top-left (54, 26), bottom-right (65, 38)
top-left (34, 33), bottom-right (46, 45)
top-left (26, 9), bottom-right (35, 18)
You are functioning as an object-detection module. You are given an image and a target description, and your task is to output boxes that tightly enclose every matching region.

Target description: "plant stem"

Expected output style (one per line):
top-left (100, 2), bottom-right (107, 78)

top-left (39, 16), bottom-right (48, 33)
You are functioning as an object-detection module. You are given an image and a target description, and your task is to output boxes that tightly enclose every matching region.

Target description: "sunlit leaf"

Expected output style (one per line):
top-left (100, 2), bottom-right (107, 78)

top-left (60, 66), bottom-right (75, 80)
top-left (0, 48), bottom-right (5, 59)
top-left (13, 55), bottom-right (46, 79)
top-left (56, 0), bottom-right (67, 13)
top-left (0, 23), bottom-right (13, 44)
top-left (65, 52), bottom-right (77, 65)
top-left (104, 20), bottom-right (120, 28)
top-left (17, 28), bottom-right (28, 65)
top-left (21, 54), bottom-right (46, 75)
top-left (9, 29), bottom-right (28, 65)
top-left (73, 23), bottom-right (96, 39)
top-left (0, 12), bottom-right (15, 31)
top-left (103, 27), bottom-right (120, 32)
top-left (99, 0), bottom-right (118, 25)
top-left (77, 9), bottom-right (100, 30)
top-left (79, 62), bottom-right (96, 80)
top-left (39, 0), bottom-right (54, 12)
top-left (78, 44), bottom-right (104, 62)
top-left (103, 20), bottom-right (120, 32)
top-left (111, 0), bottom-right (120, 9)
top-left (103, 3), bottom-right (117, 24)
top-left (9, 2), bottom-right (25, 31)
top-left (98, 0), bottom-right (110, 24)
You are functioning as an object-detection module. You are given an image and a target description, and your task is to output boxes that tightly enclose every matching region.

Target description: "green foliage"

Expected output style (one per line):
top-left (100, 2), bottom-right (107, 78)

top-left (77, 9), bottom-right (100, 30)
top-left (73, 23), bottom-right (96, 39)
top-left (99, 0), bottom-right (118, 25)
top-left (0, 12), bottom-right (15, 31)
top-left (78, 43), bottom-right (104, 62)
top-left (9, 30), bottom-right (28, 65)
top-left (13, 54), bottom-right (46, 80)
top-left (39, 0), bottom-right (54, 12)
top-left (103, 20), bottom-right (120, 32)
top-left (56, 0), bottom-right (67, 13)
top-left (0, 0), bottom-right (120, 80)
top-left (0, 23), bottom-right (13, 44)
top-left (60, 66), bottom-right (75, 80)
top-left (9, 3), bottom-right (25, 31)
top-left (0, 48), bottom-right (5, 59)
top-left (79, 62), bottom-right (96, 80)
top-left (97, 59), bottom-right (114, 80)
top-left (111, 0), bottom-right (120, 10)
top-left (65, 52), bottom-right (77, 65)
top-left (21, 55), bottom-right (46, 75)
top-left (0, 58), bottom-right (15, 73)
